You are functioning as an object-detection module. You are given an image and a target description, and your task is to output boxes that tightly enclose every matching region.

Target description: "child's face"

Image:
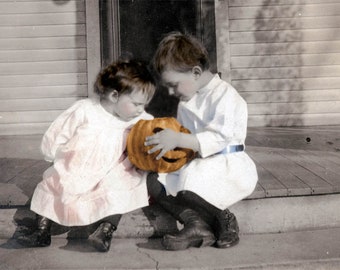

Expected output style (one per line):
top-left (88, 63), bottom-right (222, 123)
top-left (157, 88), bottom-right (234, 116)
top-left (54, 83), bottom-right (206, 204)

top-left (113, 90), bottom-right (148, 121)
top-left (161, 69), bottom-right (199, 102)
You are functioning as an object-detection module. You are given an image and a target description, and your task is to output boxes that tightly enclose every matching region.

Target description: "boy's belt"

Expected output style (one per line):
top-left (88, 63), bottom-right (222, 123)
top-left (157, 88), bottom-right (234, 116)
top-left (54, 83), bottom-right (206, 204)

top-left (226, 144), bottom-right (244, 153)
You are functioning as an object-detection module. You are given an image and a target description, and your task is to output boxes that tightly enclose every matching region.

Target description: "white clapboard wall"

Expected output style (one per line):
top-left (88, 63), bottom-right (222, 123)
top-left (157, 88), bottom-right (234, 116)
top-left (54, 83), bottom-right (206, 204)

top-left (0, 0), bottom-right (87, 135)
top-left (227, 0), bottom-right (340, 126)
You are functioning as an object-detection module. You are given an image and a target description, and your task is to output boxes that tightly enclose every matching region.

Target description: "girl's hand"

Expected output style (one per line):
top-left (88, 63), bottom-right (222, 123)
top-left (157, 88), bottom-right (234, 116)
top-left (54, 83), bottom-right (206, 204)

top-left (145, 129), bottom-right (180, 160)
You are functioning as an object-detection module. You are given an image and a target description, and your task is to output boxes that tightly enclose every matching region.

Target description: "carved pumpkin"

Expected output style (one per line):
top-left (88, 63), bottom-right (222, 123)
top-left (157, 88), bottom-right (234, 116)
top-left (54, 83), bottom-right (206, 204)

top-left (127, 117), bottom-right (196, 173)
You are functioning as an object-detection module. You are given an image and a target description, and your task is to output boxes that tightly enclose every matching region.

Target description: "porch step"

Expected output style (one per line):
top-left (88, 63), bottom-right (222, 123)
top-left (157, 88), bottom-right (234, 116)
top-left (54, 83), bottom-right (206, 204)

top-left (1, 193), bottom-right (340, 240)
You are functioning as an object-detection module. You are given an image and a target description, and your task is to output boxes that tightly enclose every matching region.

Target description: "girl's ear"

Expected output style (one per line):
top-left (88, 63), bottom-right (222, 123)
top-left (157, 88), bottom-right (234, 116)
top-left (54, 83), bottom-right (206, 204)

top-left (192, 66), bottom-right (202, 79)
top-left (108, 90), bottom-right (119, 103)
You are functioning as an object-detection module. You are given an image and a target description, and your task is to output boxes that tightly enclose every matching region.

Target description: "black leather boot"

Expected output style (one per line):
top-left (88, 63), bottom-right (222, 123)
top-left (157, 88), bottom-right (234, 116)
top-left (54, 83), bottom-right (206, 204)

top-left (214, 209), bottom-right (239, 248)
top-left (17, 215), bottom-right (52, 247)
top-left (89, 222), bottom-right (116, 252)
top-left (162, 209), bottom-right (215, 250)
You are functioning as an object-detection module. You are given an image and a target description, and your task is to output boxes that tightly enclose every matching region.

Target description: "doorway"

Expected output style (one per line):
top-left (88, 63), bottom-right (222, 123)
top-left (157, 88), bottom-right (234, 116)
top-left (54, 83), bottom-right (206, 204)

top-left (99, 0), bottom-right (216, 117)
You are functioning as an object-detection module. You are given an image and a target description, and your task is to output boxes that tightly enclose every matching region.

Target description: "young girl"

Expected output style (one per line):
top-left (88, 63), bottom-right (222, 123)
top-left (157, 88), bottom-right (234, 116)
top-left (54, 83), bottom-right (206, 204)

top-left (145, 32), bottom-right (258, 250)
top-left (17, 60), bottom-right (156, 252)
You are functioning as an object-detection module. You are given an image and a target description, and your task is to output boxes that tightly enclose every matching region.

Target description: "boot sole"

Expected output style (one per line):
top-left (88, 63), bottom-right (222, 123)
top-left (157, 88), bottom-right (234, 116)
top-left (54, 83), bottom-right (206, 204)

top-left (162, 235), bottom-right (216, 251)
top-left (16, 236), bottom-right (51, 248)
top-left (88, 238), bottom-right (110, 252)
top-left (215, 236), bottom-right (240, 249)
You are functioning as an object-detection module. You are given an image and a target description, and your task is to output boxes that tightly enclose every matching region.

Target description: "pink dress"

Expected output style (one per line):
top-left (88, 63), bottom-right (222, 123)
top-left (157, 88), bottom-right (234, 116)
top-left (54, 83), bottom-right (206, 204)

top-left (30, 98), bottom-right (153, 226)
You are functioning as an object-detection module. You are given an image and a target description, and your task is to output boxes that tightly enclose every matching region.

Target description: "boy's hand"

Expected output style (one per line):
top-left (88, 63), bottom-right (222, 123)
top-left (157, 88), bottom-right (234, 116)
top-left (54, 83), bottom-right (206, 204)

top-left (145, 129), bottom-right (180, 160)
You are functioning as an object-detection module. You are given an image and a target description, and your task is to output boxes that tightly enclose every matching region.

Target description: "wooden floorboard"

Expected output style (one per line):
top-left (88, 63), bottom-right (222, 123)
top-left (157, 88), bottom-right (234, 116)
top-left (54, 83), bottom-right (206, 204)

top-left (247, 181), bottom-right (266, 199)
top-left (284, 150), bottom-right (340, 193)
top-left (310, 150), bottom-right (340, 166)
top-left (248, 147), bottom-right (312, 197)
top-left (0, 158), bottom-right (38, 184)
top-left (247, 145), bottom-right (340, 198)
top-left (250, 158), bottom-right (288, 198)
top-left (245, 126), bottom-right (340, 199)
top-left (303, 150), bottom-right (340, 176)
top-left (277, 149), bottom-right (334, 195)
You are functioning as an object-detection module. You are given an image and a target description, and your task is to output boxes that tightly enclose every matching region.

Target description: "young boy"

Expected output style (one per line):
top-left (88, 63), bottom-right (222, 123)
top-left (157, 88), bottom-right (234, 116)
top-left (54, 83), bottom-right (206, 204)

top-left (145, 32), bottom-right (258, 250)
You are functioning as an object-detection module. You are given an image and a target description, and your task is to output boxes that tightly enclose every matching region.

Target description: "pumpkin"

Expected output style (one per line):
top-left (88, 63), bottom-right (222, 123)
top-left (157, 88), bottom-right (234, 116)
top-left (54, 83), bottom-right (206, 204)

top-left (127, 117), bottom-right (196, 173)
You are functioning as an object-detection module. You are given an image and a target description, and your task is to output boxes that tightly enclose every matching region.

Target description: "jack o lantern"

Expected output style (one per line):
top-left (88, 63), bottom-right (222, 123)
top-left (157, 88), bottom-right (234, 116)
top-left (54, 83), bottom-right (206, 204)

top-left (127, 117), bottom-right (196, 173)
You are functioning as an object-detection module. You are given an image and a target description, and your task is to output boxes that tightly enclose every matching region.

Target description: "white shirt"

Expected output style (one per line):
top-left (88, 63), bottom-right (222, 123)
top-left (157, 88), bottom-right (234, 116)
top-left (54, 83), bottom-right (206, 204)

top-left (159, 74), bottom-right (258, 209)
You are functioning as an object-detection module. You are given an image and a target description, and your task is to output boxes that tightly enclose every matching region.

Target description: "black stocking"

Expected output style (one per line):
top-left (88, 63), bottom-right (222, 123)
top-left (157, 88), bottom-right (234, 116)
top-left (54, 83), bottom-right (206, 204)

top-left (176, 190), bottom-right (221, 227)
top-left (147, 172), bottom-right (187, 222)
top-left (100, 214), bottom-right (122, 228)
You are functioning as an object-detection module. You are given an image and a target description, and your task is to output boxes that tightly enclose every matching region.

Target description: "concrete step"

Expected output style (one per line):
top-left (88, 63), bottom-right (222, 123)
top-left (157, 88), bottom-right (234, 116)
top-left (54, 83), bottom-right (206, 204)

top-left (1, 193), bottom-right (340, 240)
top-left (1, 228), bottom-right (340, 269)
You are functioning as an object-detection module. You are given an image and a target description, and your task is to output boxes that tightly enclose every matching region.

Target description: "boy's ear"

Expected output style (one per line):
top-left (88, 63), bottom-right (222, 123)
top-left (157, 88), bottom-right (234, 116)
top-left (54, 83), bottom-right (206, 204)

top-left (108, 90), bottom-right (119, 103)
top-left (192, 66), bottom-right (202, 79)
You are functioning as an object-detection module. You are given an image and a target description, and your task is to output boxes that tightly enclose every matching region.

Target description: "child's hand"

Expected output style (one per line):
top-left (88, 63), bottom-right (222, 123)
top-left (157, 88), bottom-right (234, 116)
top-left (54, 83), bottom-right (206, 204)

top-left (145, 129), bottom-right (180, 160)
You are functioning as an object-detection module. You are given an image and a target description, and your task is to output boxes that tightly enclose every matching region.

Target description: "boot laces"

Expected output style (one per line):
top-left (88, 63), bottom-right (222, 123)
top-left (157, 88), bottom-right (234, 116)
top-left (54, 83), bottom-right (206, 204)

top-left (217, 210), bottom-right (234, 231)
top-left (102, 223), bottom-right (114, 238)
top-left (225, 211), bottom-right (234, 229)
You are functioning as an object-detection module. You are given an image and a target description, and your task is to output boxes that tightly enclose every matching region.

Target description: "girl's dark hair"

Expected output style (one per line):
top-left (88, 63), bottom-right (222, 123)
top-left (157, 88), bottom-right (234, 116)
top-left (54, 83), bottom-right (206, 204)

top-left (94, 59), bottom-right (156, 102)
top-left (153, 32), bottom-right (210, 74)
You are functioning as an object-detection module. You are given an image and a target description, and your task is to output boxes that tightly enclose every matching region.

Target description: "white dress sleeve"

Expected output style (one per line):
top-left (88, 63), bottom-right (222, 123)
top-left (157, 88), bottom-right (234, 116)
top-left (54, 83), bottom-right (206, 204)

top-left (139, 111), bottom-right (154, 121)
top-left (195, 87), bottom-right (247, 158)
top-left (41, 100), bottom-right (85, 162)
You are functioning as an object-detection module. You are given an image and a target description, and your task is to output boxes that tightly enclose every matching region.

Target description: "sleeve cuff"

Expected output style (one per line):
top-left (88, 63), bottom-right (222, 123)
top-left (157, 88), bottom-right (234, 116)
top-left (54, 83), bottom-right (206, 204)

top-left (196, 132), bottom-right (226, 158)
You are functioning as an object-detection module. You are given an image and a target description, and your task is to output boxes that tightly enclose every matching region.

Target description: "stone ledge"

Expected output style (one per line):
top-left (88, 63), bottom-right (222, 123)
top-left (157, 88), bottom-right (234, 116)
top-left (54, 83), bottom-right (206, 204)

top-left (1, 194), bottom-right (340, 240)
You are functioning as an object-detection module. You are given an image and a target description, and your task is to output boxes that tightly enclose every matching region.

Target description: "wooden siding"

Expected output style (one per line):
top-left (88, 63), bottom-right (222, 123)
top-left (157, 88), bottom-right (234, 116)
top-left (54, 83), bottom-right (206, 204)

top-left (219, 0), bottom-right (340, 126)
top-left (0, 0), bottom-right (87, 135)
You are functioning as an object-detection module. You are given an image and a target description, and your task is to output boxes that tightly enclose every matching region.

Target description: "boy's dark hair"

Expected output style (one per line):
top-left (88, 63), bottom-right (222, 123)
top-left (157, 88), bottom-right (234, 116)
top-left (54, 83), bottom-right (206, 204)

top-left (153, 32), bottom-right (210, 74)
top-left (94, 59), bottom-right (156, 102)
